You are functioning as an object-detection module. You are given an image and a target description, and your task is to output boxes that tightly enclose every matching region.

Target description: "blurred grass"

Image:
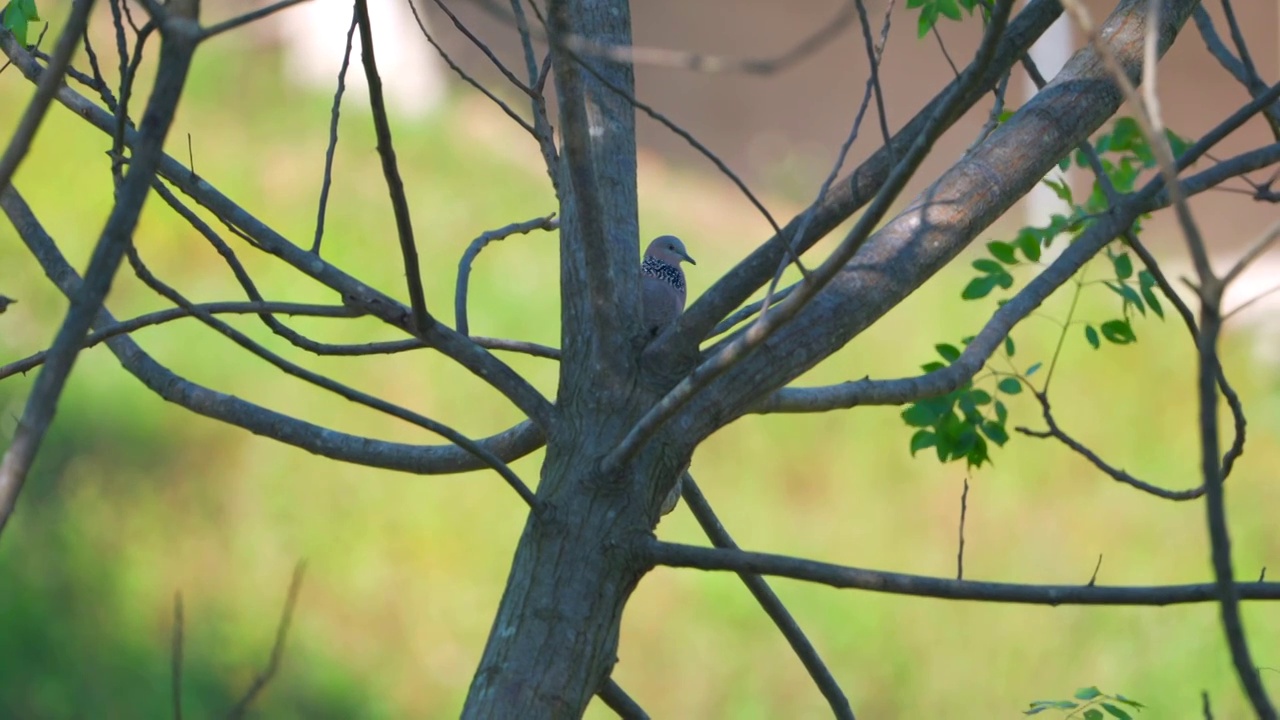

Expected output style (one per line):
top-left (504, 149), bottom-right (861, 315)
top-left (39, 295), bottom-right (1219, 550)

top-left (2, 13), bottom-right (1279, 719)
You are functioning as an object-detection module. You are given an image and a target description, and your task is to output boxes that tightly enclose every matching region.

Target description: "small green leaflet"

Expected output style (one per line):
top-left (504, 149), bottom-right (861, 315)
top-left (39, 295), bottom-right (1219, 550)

top-left (2, 0), bottom-right (40, 47)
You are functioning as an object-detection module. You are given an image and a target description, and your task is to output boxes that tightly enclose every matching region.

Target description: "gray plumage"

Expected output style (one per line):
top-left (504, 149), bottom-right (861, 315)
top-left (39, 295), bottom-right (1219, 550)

top-left (640, 235), bottom-right (695, 336)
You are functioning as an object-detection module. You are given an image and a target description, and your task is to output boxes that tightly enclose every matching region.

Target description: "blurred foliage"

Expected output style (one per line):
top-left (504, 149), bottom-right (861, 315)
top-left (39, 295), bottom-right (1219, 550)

top-left (1, 10), bottom-right (1279, 720)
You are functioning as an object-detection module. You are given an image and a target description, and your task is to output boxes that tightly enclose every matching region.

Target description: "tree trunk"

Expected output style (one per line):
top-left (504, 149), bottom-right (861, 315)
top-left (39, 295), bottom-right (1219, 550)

top-left (461, 420), bottom-right (679, 718)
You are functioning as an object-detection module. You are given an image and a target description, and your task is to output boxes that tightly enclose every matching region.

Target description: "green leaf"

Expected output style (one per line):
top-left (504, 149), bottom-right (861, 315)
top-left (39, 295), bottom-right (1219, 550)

top-left (902, 403), bottom-right (940, 427)
top-left (1140, 284), bottom-right (1164, 318)
top-left (909, 429), bottom-right (936, 456)
top-left (1074, 687), bottom-right (1103, 701)
top-left (1083, 710), bottom-right (1104, 720)
top-left (1026, 362), bottom-right (1042, 376)
top-left (988, 240), bottom-right (1017, 264)
top-left (1115, 695), bottom-right (1145, 708)
top-left (1100, 702), bottom-right (1133, 720)
top-left (980, 420), bottom-right (1008, 445)
top-left (997, 377), bottom-right (1022, 395)
top-left (1101, 319), bottom-right (1136, 344)
top-left (994, 399), bottom-right (1008, 424)
top-left (1104, 281), bottom-right (1145, 316)
top-left (969, 389), bottom-right (992, 405)
top-left (972, 258), bottom-right (1004, 274)
top-left (936, 0), bottom-right (962, 20)
top-left (1017, 231), bottom-right (1042, 262)
top-left (935, 343), bottom-right (961, 362)
top-left (1085, 324), bottom-right (1101, 349)
top-left (993, 270), bottom-right (1014, 289)
top-left (920, 361), bottom-right (947, 373)
top-left (2, 4), bottom-right (30, 46)
top-left (1004, 336), bottom-right (1016, 357)
top-left (916, 4), bottom-right (937, 37)
top-left (1112, 252), bottom-right (1133, 279)
top-left (961, 274), bottom-right (998, 300)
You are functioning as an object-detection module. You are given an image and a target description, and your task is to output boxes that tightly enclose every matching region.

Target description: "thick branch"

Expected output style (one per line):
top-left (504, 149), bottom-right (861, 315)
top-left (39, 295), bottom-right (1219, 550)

top-left (677, 0), bottom-right (1201, 441)
top-left (656, 0), bottom-right (1066, 353)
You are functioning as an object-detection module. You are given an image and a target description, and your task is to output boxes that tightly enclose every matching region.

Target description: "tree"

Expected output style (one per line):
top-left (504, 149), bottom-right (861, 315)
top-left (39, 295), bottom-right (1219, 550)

top-left (1, 0), bottom-right (1278, 717)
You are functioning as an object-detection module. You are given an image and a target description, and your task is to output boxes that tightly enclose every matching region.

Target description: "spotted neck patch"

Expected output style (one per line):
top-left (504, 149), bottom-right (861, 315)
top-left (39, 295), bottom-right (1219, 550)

top-left (642, 256), bottom-right (685, 292)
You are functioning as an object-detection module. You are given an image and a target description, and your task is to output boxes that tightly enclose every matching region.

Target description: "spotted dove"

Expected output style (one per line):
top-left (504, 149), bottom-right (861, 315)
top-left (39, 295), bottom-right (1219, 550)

top-left (641, 235), bottom-right (696, 337)
top-left (639, 235), bottom-right (695, 515)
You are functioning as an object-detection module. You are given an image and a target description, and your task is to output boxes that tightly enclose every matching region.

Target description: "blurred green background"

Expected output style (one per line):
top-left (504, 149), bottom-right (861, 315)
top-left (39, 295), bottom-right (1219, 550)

top-left (2, 8), bottom-right (1280, 719)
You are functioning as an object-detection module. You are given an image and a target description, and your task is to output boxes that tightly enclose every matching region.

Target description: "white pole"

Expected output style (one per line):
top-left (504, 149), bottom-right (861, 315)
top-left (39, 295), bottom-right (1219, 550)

top-left (1021, 7), bottom-right (1074, 234)
top-left (281, 0), bottom-right (446, 118)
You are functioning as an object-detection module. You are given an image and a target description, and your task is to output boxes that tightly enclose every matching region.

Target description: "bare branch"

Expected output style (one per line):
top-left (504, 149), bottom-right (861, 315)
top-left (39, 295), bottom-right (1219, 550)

top-left (125, 244), bottom-right (539, 506)
top-left (1191, 6), bottom-right (1280, 137)
top-left (563, 0), bottom-right (858, 75)
top-left (681, 475), bottom-right (853, 719)
top-left (0, 35), bottom-right (558, 426)
top-left (659, 0), bottom-right (1066, 354)
top-left (456, 214), bottom-right (559, 336)
top-left (0, 302), bottom-right (361, 380)
top-left (0, 12), bottom-right (197, 539)
top-left (1, 186), bottom-right (546, 475)
top-left (355, 0), bottom-right (430, 334)
top-left (0, 0), bottom-right (95, 194)
top-left (507, 0), bottom-right (560, 196)
top-left (225, 561), bottom-right (307, 720)
top-left (596, 679), bottom-right (649, 720)
top-left (201, 0), bottom-right (310, 39)
top-left (1223, 217), bottom-right (1280, 286)
top-left (1016, 389), bottom-right (1208, 501)
top-left (669, 0), bottom-right (1212, 443)
top-left (404, 0), bottom-right (536, 136)
top-left (311, 3), bottom-right (359, 255)
top-left (562, 43), bottom-right (785, 241)
top-left (646, 541), bottom-right (1280, 607)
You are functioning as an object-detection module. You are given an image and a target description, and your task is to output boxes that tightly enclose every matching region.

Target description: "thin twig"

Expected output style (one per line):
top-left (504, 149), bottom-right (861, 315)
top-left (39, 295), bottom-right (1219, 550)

top-left (172, 592), bottom-right (184, 720)
top-left (404, 0), bottom-right (536, 136)
top-left (456, 214), bottom-right (559, 336)
top-left (354, 0), bottom-right (430, 334)
top-left (1087, 554), bottom-right (1103, 587)
top-left (0, 302), bottom-right (362, 380)
top-left (311, 4), bottom-right (359, 255)
top-left (201, 0), bottom-right (310, 39)
top-left (225, 561), bottom-right (307, 720)
top-left (956, 477), bottom-right (969, 580)
top-left (562, 0), bottom-right (859, 75)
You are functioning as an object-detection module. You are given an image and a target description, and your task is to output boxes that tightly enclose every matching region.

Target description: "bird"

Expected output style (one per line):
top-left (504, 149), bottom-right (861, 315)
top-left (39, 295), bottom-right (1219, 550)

top-left (640, 235), bottom-right (696, 337)
top-left (639, 235), bottom-right (696, 516)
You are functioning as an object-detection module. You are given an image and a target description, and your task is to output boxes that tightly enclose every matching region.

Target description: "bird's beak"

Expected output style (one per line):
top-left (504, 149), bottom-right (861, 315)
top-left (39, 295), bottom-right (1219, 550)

top-left (681, 251), bottom-right (696, 265)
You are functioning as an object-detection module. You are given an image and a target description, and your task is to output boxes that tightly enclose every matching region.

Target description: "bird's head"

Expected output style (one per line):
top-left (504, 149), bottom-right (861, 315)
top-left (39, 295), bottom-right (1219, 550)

top-left (645, 235), bottom-right (696, 267)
